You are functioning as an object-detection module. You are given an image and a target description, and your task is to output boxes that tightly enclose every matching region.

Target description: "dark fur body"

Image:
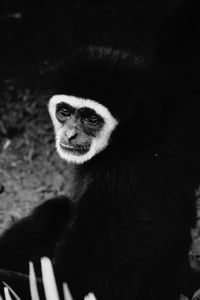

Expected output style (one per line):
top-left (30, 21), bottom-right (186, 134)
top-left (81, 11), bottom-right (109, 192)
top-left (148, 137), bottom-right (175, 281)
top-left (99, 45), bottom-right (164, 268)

top-left (0, 46), bottom-right (200, 300)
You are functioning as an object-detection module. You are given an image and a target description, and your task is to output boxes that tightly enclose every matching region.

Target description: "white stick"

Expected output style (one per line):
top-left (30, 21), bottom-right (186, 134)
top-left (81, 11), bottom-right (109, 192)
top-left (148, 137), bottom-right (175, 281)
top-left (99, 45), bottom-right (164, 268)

top-left (41, 257), bottom-right (60, 300)
top-left (4, 288), bottom-right (12, 300)
top-left (29, 262), bottom-right (40, 300)
top-left (84, 293), bottom-right (97, 300)
top-left (2, 282), bottom-right (21, 300)
top-left (62, 283), bottom-right (73, 300)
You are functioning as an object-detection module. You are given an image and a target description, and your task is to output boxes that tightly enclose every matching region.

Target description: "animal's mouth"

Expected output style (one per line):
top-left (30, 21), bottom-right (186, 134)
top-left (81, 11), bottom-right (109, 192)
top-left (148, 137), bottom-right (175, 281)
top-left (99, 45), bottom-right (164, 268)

top-left (59, 143), bottom-right (89, 155)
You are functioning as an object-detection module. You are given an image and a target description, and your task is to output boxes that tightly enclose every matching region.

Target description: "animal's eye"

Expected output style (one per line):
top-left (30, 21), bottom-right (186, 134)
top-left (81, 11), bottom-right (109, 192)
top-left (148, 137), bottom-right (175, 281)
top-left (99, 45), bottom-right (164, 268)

top-left (56, 108), bottom-right (71, 120)
top-left (85, 115), bottom-right (99, 125)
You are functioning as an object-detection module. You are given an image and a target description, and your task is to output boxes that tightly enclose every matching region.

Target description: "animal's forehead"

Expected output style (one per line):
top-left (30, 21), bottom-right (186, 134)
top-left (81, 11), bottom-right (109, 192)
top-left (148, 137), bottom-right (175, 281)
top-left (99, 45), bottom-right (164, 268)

top-left (49, 95), bottom-right (118, 125)
top-left (57, 102), bottom-right (96, 115)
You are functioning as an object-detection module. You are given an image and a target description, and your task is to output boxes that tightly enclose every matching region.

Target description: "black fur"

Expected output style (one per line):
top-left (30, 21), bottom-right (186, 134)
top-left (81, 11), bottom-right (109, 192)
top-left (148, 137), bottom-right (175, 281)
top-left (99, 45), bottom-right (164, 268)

top-left (1, 45), bottom-right (200, 300)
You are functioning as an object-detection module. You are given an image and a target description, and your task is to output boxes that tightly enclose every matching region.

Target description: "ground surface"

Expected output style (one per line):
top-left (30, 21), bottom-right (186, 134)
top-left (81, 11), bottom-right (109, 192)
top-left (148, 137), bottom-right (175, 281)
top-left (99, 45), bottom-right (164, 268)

top-left (0, 80), bottom-right (74, 232)
top-left (0, 0), bottom-right (200, 273)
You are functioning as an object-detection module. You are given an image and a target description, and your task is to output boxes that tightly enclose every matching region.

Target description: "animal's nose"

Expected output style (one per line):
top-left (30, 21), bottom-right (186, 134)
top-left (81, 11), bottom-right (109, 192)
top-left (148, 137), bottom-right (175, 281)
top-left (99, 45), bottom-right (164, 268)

top-left (66, 128), bottom-right (78, 141)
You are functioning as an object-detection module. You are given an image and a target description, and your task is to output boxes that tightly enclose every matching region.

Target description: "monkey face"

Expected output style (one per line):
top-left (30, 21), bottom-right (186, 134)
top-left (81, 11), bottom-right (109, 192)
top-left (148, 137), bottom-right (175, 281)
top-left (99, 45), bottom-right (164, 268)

top-left (49, 95), bottom-right (118, 164)
top-left (56, 103), bottom-right (98, 156)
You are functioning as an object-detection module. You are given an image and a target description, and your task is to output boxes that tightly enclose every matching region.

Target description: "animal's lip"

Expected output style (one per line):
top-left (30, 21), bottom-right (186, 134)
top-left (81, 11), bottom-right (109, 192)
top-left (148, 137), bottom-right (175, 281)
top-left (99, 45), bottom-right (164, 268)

top-left (59, 143), bottom-right (88, 153)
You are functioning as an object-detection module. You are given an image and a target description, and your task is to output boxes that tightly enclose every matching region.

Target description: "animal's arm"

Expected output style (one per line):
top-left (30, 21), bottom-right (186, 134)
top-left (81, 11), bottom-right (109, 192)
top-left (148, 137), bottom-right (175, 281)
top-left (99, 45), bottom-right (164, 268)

top-left (0, 196), bottom-right (71, 273)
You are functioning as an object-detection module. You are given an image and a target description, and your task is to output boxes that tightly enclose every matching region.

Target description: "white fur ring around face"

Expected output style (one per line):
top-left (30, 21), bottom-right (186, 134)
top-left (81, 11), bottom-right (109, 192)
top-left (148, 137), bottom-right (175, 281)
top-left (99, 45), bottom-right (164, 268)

top-left (48, 95), bottom-right (118, 164)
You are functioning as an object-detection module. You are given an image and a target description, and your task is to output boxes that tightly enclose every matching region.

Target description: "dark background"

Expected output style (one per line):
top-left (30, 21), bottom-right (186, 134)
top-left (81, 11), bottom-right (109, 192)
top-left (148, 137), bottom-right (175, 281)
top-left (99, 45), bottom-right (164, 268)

top-left (0, 0), bottom-right (183, 80)
top-left (0, 0), bottom-right (199, 82)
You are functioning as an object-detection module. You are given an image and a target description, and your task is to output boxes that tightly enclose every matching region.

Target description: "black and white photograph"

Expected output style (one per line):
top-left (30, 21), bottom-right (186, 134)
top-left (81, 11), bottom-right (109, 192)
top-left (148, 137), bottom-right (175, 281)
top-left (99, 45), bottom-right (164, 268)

top-left (0, 0), bottom-right (200, 299)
